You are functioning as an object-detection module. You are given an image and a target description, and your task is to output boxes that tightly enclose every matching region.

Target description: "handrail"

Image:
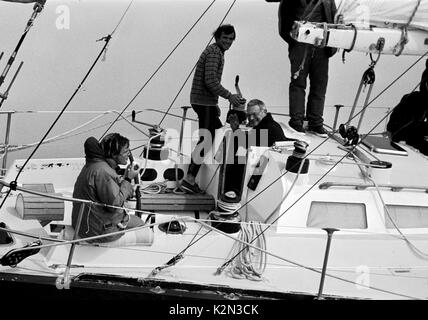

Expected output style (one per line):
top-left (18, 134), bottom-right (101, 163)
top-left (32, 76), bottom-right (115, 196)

top-left (319, 181), bottom-right (428, 193)
top-left (0, 108), bottom-right (197, 175)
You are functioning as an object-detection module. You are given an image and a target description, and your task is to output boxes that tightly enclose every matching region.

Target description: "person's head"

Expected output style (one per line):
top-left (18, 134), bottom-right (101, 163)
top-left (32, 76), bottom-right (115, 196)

top-left (213, 24), bottom-right (236, 51)
top-left (100, 133), bottom-right (130, 165)
top-left (420, 59), bottom-right (428, 95)
top-left (227, 103), bottom-right (247, 124)
top-left (246, 99), bottom-right (267, 127)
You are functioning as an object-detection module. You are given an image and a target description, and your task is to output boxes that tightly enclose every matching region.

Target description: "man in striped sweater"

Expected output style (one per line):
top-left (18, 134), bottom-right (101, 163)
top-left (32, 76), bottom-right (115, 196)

top-left (181, 24), bottom-right (245, 194)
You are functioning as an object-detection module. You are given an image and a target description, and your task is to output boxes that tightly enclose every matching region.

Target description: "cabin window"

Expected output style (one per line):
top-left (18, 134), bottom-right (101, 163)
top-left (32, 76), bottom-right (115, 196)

top-left (385, 205), bottom-right (428, 229)
top-left (140, 168), bottom-right (157, 181)
top-left (307, 202), bottom-right (367, 229)
top-left (163, 168), bottom-right (184, 181)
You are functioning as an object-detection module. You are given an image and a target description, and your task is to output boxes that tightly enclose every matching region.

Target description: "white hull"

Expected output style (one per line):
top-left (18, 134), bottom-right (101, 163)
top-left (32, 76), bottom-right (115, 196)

top-left (2, 126), bottom-right (428, 300)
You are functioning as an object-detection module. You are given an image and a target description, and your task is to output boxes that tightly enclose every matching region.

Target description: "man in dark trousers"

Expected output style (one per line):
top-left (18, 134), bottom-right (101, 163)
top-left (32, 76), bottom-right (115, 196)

top-left (387, 60), bottom-right (428, 156)
top-left (278, 0), bottom-right (337, 137)
top-left (181, 24), bottom-right (245, 194)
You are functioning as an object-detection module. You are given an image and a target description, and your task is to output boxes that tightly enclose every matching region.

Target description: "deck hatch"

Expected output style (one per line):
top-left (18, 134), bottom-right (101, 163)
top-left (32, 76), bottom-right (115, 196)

top-left (307, 201), bottom-right (367, 229)
top-left (385, 205), bottom-right (428, 229)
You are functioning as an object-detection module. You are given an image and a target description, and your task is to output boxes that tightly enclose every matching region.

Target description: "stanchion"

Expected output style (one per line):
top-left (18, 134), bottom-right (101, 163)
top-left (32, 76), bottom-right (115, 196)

top-left (316, 227), bottom-right (339, 300)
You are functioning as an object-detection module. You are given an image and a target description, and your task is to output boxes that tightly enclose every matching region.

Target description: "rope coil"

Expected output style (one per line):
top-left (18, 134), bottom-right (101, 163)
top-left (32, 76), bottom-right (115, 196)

top-left (227, 221), bottom-right (266, 281)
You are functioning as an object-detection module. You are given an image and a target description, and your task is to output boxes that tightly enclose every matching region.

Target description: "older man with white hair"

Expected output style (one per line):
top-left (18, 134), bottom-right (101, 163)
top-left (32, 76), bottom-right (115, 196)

top-left (246, 99), bottom-right (290, 147)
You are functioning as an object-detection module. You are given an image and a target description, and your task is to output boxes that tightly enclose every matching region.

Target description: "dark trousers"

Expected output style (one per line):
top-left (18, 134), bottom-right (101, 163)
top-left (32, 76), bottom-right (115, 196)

top-left (288, 43), bottom-right (329, 128)
top-left (187, 104), bottom-right (222, 177)
top-left (222, 133), bottom-right (247, 200)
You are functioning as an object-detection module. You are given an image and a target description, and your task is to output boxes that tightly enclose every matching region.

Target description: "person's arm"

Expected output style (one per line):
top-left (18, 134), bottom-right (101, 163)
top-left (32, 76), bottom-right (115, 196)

top-left (278, 0), bottom-right (297, 44)
top-left (204, 50), bottom-right (245, 107)
top-left (204, 50), bottom-right (231, 99)
top-left (268, 122), bottom-right (288, 146)
top-left (95, 169), bottom-right (134, 212)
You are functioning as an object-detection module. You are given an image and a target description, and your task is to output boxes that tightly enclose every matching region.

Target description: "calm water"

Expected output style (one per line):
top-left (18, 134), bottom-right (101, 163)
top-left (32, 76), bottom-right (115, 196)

top-left (1, 0), bottom-right (426, 169)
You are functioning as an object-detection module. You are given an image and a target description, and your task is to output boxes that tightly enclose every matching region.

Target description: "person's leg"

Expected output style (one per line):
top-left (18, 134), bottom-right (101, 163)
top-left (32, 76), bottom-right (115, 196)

top-left (186, 105), bottom-right (208, 183)
top-left (222, 132), bottom-right (246, 201)
top-left (288, 43), bottom-right (309, 131)
top-left (104, 216), bottom-right (153, 247)
top-left (126, 214), bottom-right (145, 229)
top-left (307, 47), bottom-right (329, 129)
top-left (184, 105), bottom-right (221, 191)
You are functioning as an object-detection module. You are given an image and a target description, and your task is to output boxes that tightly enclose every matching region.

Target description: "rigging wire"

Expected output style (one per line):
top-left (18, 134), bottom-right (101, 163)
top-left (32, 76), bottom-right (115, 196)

top-left (210, 50), bottom-right (428, 286)
top-left (147, 225), bottom-right (212, 278)
top-left (193, 219), bottom-right (420, 299)
top-left (1, 3), bottom-right (427, 299)
top-left (215, 107), bottom-right (428, 286)
top-left (6, 221), bottom-right (424, 274)
top-left (0, 37), bottom-right (111, 210)
top-left (0, 3), bottom-right (44, 96)
top-left (99, 0), bottom-right (218, 139)
top-left (110, 0), bottom-right (134, 37)
top-left (0, 185), bottom-right (423, 299)
top-left (1, 113), bottom-right (109, 153)
top-left (68, 48), bottom-right (427, 295)
top-left (158, 0), bottom-right (239, 127)
top-left (371, 177), bottom-right (428, 259)
top-left (226, 49), bottom-right (428, 219)
top-left (0, 2), bottom-right (135, 210)
top-left (393, 0), bottom-right (422, 56)
top-left (1, 216), bottom-right (419, 299)
top-left (1, 53), bottom-right (426, 298)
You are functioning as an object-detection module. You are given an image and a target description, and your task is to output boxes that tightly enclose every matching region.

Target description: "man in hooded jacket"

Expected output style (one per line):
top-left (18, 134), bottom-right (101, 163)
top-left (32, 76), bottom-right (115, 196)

top-left (71, 134), bottom-right (144, 243)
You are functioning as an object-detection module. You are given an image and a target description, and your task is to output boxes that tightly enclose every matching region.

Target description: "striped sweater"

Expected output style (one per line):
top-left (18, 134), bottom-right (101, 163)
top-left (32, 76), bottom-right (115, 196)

top-left (190, 43), bottom-right (231, 106)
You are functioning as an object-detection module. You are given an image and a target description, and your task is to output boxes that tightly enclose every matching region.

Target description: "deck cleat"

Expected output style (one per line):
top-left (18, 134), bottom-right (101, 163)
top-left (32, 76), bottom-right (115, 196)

top-left (158, 220), bottom-right (186, 234)
top-left (0, 240), bottom-right (42, 267)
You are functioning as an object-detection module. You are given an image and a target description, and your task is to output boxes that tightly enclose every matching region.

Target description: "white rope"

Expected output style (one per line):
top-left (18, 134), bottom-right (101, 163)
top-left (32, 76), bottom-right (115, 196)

top-left (227, 221), bottom-right (266, 281)
top-left (141, 181), bottom-right (168, 194)
top-left (0, 214), bottom-right (421, 299)
top-left (192, 218), bottom-right (420, 299)
top-left (369, 176), bottom-right (428, 259)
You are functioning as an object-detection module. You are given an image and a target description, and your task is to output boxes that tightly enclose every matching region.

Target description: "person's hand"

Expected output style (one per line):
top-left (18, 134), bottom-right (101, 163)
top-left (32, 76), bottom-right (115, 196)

top-left (227, 113), bottom-right (239, 131)
top-left (228, 94), bottom-right (246, 107)
top-left (125, 163), bottom-right (139, 180)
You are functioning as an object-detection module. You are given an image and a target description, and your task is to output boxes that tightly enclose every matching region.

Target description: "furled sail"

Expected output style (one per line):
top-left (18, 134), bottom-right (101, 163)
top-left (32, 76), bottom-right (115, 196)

top-left (335, 0), bottom-right (428, 31)
top-left (290, 0), bottom-right (428, 55)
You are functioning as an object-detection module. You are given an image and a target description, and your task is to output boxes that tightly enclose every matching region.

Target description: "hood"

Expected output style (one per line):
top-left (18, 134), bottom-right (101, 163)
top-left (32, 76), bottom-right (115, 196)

top-left (84, 136), bottom-right (105, 161)
top-left (420, 59), bottom-right (428, 94)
